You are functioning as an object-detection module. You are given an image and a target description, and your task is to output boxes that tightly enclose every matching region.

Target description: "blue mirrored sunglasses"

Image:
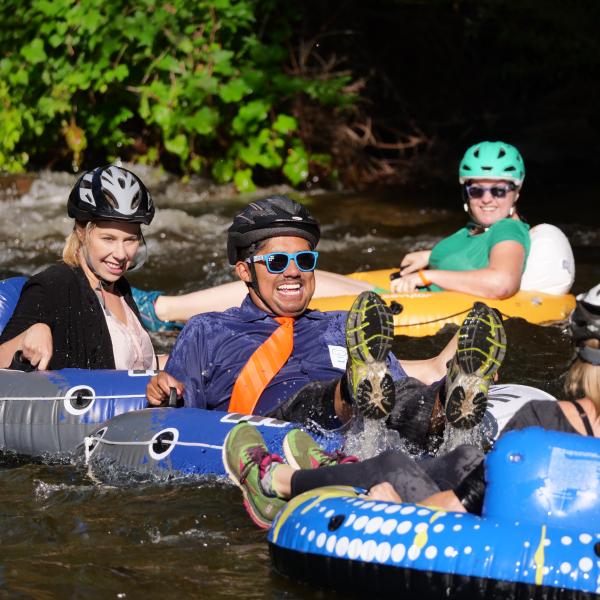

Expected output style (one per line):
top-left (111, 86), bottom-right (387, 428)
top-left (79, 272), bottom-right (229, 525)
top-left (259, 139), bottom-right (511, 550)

top-left (246, 250), bottom-right (319, 273)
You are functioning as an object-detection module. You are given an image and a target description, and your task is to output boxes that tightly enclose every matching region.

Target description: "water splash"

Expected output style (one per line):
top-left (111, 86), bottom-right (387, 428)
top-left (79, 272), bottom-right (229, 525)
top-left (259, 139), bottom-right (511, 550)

top-left (436, 422), bottom-right (485, 455)
top-left (343, 418), bottom-right (406, 460)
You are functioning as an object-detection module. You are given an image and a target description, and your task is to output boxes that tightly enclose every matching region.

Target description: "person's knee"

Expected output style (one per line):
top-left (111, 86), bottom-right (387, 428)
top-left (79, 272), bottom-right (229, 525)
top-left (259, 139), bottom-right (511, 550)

top-left (376, 449), bottom-right (413, 473)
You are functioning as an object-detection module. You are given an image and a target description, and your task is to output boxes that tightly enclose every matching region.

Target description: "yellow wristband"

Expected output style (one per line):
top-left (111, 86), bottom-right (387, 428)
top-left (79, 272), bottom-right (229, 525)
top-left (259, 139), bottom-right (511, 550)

top-left (418, 270), bottom-right (432, 287)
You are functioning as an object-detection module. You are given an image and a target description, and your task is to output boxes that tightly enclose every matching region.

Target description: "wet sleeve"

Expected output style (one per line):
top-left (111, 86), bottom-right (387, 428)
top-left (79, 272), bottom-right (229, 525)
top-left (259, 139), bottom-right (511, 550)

top-left (0, 274), bottom-right (55, 343)
top-left (327, 310), bottom-right (406, 381)
top-left (164, 318), bottom-right (209, 409)
top-left (387, 351), bottom-right (407, 380)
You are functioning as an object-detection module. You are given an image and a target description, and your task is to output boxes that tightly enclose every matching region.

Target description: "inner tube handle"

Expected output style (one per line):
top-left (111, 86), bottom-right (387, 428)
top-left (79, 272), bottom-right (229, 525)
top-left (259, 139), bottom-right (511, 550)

top-left (10, 351), bottom-right (36, 372)
top-left (168, 386), bottom-right (183, 408)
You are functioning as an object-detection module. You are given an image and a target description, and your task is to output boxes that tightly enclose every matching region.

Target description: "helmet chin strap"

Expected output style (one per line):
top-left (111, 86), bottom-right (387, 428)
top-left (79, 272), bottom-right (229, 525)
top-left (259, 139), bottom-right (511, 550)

top-left (81, 245), bottom-right (114, 290)
top-left (247, 262), bottom-right (282, 317)
top-left (463, 201), bottom-right (489, 233)
top-left (463, 199), bottom-right (517, 231)
top-left (125, 232), bottom-right (148, 273)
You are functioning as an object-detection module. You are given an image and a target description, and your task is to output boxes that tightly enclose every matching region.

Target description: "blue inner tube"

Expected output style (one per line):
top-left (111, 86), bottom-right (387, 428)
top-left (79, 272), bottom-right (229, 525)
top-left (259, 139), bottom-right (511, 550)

top-left (268, 429), bottom-right (600, 598)
top-left (0, 276), bottom-right (26, 334)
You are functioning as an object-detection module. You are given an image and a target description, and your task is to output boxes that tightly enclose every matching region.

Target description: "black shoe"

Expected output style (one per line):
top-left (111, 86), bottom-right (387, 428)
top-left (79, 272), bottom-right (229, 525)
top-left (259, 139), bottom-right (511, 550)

top-left (444, 302), bottom-right (507, 430)
top-left (345, 291), bottom-right (395, 419)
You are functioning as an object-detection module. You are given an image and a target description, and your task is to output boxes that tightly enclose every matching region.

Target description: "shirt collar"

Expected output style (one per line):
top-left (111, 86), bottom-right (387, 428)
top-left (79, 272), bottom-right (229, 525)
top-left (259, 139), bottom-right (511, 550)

top-left (237, 294), bottom-right (327, 323)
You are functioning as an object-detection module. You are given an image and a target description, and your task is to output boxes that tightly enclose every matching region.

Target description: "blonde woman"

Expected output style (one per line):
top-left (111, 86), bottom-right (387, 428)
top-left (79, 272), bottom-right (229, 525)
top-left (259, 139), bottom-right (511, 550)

top-left (0, 166), bottom-right (164, 371)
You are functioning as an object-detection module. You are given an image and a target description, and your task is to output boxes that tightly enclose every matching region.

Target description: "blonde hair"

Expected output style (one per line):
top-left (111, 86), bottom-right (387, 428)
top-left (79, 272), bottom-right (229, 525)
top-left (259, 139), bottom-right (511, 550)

top-left (62, 221), bottom-right (95, 267)
top-left (564, 338), bottom-right (600, 412)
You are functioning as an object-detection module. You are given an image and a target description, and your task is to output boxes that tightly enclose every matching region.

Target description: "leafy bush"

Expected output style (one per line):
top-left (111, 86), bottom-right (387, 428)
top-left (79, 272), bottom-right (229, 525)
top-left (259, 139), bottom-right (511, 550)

top-left (0, 0), bottom-right (356, 188)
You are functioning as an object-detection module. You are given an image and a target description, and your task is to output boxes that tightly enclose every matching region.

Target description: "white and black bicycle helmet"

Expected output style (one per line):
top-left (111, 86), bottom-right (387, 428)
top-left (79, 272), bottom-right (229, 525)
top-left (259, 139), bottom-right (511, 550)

top-left (68, 166), bottom-right (154, 225)
top-left (227, 195), bottom-right (320, 265)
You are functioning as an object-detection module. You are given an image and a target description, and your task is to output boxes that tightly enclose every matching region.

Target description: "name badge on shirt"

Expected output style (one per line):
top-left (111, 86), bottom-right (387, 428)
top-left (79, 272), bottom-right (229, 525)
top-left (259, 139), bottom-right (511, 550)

top-left (328, 345), bottom-right (348, 370)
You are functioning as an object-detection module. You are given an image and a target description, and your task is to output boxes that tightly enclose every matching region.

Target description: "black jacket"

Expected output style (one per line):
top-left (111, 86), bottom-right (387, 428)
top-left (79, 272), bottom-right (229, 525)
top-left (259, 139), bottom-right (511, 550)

top-left (0, 263), bottom-right (143, 370)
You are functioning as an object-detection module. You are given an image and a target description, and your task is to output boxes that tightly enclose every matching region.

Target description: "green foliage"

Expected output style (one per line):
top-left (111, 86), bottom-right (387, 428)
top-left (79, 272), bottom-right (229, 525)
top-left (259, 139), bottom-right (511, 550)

top-left (0, 81), bottom-right (29, 172)
top-left (0, 0), bottom-right (356, 188)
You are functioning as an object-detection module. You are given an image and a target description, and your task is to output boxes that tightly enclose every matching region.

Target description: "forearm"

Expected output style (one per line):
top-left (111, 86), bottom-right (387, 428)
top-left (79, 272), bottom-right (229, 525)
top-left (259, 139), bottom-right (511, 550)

top-left (400, 250), bottom-right (432, 275)
top-left (154, 281), bottom-right (247, 321)
top-left (419, 490), bottom-right (466, 512)
top-left (422, 267), bottom-right (521, 298)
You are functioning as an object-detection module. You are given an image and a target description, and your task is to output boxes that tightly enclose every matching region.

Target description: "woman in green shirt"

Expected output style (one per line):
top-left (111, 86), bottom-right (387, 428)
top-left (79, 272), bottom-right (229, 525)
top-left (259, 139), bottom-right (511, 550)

top-left (391, 141), bottom-right (530, 298)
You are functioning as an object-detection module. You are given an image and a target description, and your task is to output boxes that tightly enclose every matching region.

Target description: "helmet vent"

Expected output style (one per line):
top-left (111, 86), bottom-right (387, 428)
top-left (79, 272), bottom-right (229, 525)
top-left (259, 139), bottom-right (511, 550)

top-left (474, 149), bottom-right (480, 158)
top-left (482, 166), bottom-right (491, 170)
top-left (498, 148), bottom-right (506, 158)
top-left (226, 195), bottom-right (320, 265)
top-left (505, 166), bottom-right (515, 172)
top-left (103, 190), bottom-right (118, 209)
top-left (68, 166), bottom-right (154, 224)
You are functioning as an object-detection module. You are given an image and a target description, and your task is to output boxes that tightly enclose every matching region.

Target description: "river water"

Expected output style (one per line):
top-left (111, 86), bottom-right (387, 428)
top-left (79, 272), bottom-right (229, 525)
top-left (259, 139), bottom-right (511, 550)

top-left (0, 169), bottom-right (599, 598)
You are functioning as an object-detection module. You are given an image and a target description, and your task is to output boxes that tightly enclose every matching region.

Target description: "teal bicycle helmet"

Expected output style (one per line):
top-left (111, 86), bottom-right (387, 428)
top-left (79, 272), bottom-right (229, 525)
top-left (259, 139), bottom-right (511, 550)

top-left (459, 141), bottom-right (525, 185)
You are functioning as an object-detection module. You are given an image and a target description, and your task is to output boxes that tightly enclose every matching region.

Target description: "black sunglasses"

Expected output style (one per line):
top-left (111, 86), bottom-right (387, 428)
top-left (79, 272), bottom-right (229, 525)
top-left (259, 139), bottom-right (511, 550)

top-left (465, 183), bottom-right (516, 199)
top-left (246, 251), bottom-right (319, 273)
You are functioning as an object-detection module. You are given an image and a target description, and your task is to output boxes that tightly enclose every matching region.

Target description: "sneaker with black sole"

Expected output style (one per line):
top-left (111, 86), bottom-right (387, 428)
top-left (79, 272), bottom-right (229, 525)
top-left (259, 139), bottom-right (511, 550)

top-left (222, 423), bottom-right (285, 529)
top-left (283, 428), bottom-right (358, 470)
top-left (444, 302), bottom-right (507, 430)
top-left (345, 291), bottom-right (395, 419)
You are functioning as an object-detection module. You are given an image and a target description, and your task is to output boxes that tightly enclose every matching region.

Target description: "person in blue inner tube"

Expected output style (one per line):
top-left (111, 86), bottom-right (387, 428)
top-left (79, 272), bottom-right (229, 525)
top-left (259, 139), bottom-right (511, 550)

top-left (146, 195), bottom-right (507, 443)
top-left (223, 285), bottom-right (600, 529)
top-left (391, 140), bottom-right (530, 297)
top-left (0, 166), bottom-right (165, 371)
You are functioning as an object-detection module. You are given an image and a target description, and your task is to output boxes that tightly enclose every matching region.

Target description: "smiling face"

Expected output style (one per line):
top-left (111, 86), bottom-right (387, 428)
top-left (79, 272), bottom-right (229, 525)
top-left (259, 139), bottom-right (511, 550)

top-left (465, 178), bottom-right (520, 228)
top-left (236, 235), bottom-right (316, 317)
top-left (77, 220), bottom-right (141, 284)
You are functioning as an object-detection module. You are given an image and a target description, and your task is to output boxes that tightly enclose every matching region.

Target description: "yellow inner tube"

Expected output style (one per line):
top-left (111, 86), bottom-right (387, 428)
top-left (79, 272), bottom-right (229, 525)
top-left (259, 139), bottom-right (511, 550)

top-left (309, 268), bottom-right (575, 337)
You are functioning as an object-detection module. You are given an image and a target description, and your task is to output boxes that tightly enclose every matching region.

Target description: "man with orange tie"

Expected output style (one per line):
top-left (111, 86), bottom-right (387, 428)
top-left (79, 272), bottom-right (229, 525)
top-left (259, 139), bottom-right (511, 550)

top-left (146, 196), bottom-right (506, 445)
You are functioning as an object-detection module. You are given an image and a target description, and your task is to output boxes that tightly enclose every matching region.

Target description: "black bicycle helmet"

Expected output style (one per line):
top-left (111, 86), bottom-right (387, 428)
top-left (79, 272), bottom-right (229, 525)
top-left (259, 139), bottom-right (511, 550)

top-left (227, 195), bottom-right (320, 264)
top-left (68, 166), bottom-right (154, 225)
top-left (570, 284), bottom-right (600, 344)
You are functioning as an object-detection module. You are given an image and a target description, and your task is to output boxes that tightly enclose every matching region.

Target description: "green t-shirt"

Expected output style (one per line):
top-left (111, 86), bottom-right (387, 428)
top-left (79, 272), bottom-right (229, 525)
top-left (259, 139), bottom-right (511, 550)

top-left (427, 219), bottom-right (531, 292)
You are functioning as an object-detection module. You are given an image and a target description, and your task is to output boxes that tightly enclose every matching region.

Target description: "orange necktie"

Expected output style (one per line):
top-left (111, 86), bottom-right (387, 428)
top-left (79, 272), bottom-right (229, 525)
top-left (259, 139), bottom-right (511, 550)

top-left (228, 317), bottom-right (294, 415)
